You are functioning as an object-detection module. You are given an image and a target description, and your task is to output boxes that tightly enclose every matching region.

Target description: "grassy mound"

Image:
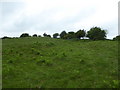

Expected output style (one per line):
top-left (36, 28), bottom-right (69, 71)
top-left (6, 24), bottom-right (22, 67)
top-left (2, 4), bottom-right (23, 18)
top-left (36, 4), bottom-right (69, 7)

top-left (2, 37), bottom-right (118, 88)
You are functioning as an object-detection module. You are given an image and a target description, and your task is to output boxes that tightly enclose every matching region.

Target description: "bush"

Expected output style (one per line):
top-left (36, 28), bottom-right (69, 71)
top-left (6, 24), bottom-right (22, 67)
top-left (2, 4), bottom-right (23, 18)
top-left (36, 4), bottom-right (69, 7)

top-left (20, 33), bottom-right (30, 37)
top-left (36, 57), bottom-right (53, 66)
top-left (113, 35), bottom-right (120, 41)
top-left (2, 36), bottom-right (11, 39)
top-left (64, 32), bottom-right (75, 39)
top-left (53, 33), bottom-right (59, 38)
top-left (45, 42), bottom-right (55, 47)
top-left (33, 34), bottom-right (37, 37)
top-left (38, 35), bottom-right (41, 37)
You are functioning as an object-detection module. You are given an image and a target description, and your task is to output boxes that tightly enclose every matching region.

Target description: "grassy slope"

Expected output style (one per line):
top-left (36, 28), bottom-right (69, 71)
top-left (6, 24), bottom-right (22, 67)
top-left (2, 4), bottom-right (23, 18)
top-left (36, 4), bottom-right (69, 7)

top-left (2, 37), bottom-right (118, 88)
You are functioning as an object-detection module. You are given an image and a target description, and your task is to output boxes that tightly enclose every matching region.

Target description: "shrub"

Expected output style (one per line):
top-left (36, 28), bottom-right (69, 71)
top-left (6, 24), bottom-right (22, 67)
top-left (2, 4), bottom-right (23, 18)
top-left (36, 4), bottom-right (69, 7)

top-left (31, 48), bottom-right (42, 55)
top-left (8, 60), bottom-right (13, 63)
top-left (33, 34), bottom-right (37, 37)
top-left (53, 33), bottom-right (59, 38)
top-left (2, 36), bottom-right (11, 39)
top-left (36, 57), bottom-right (53, 66)
top-left (113, 35), bottom-right (120, 41)
top-left (38, 35), bottom-right (41, 37)
top-left (45, 42), bottom-right (55, 47)
top-left (20, 33), bottom-right (30, 37)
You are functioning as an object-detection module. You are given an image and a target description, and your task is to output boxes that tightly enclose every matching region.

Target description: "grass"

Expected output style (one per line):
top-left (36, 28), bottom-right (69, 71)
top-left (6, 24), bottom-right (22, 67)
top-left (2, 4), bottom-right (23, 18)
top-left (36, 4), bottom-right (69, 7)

top-left (2, 37), bottom-right (119, 88)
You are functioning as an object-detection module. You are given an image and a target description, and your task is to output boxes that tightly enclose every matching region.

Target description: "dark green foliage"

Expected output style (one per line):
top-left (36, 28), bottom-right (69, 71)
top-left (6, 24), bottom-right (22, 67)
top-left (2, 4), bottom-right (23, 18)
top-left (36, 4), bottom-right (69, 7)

top-left (8, 60), bottom-right (13, 63)
top-left (86, 27), bottom-right (106, 40)
top-left (36, 57), bottom-right (53, 66)
top-left (63, 34), bottom-right (73, 39)
top-left (60, 31), bottom-right (67, 39)
top-left (43, 33), bottom-right (47, 37)
top-left (31, 48), bottom-right (42, 55)
top-left (20, 33), bottom-right (30, 37)
top-left (64, 31), bottom-right (75, 39)
top-left (2, 36), bottom-right (11, 39)
top-left (43, 33), bottom-right (51, 38)
top-left (33, 34), bottom-right (37, 37)
top-left (53, 33), bottom-right (59, 38)
top-left (113, 35), bottom-right (120, 41)
top-left (62, 52), bottom-right (67, 57)
top-left (38, 35), bottom-right (41, 37)
top-left (45, 42), bottom-right (55, 47)
top-left (75, 29), bottom-right (86, 39)
top-left (47, 35), bottom-right (51, 38)
top-left (68, 31), bottom-right (75, 35)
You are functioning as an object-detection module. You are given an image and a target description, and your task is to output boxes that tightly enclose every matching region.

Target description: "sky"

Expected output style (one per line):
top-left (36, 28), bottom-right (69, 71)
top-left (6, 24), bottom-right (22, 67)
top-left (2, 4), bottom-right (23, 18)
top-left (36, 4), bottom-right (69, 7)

top-left (0, 0), bottom-right (119, 39)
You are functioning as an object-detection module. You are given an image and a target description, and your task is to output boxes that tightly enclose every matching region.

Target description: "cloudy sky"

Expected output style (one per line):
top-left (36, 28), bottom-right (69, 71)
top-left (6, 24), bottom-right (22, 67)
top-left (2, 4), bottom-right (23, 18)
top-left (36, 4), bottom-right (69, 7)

top-left (0, 0), bottom-right (119, 39)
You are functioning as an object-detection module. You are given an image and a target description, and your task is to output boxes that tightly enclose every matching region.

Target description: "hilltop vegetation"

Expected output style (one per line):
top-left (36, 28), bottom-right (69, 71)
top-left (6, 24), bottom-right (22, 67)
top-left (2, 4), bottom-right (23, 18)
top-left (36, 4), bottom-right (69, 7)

top-left (2, 26), bottom-right (107, 40)
top-left (2, 37), bottom-right (118, 88)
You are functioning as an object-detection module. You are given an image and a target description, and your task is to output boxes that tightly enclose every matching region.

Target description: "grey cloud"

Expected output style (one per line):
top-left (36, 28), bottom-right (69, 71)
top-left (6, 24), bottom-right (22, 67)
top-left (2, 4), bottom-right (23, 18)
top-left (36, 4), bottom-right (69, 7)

top-left (37, 7), bottom-right (96, 34)
top-left (1, 2), bottom-right (24, 16)
top-left (1, 1), bottom-right (117, 39)
top-left (98, 19), bottom-right (118, 39)
top-left (2, 6), bottom-right (96, 37)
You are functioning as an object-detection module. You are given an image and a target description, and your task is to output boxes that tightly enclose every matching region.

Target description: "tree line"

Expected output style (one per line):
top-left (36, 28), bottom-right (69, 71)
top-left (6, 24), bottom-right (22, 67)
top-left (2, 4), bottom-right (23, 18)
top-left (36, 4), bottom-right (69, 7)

top-left (1, 26), bottom-right (120, 40)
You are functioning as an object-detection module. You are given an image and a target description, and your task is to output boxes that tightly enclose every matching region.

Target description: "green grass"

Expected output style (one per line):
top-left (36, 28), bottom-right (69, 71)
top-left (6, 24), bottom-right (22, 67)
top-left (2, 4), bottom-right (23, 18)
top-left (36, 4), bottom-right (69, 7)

top-left (2, 37), bottom-right (119, 88)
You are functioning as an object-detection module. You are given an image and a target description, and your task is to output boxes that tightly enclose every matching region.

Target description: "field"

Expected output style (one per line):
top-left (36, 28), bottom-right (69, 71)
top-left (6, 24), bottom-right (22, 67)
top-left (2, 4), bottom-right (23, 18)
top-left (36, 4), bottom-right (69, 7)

top-left (2, 37), bottom-right (119, 88)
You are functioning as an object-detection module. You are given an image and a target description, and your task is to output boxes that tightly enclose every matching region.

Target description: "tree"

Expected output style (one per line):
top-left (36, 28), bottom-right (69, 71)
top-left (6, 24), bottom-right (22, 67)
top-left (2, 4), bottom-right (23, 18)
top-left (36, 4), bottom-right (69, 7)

top-left (63, 34), bottom-right (73, 39)
top-left (86, 27), bottom-right (106, 40)
top-left (53, 33), bottom-right (59, 38)
top-left (20, 33), bottom-right (30, 37)
top-left (33, 34), bottom-right (37, 37)
top-left (60, 31), bottom-right (67, 39)
top-left (113, 35), bottom-right (120, 41)
top-left (43, 33), bottom-right (51, 38)
top-left (38, 35), bottom-right (41, 37)
top-left (47, 35), bottom-right (51, 38)
top-left (1, 36), bottom-right (11, 39)
top-left (64, 31), bottom-right (75, 39)
top-left (43, 33), bottom-right (47, 37)
top-left (75, 29), bottom-right (86, 39)
top-left (68, 31), bottom-right (75, 35)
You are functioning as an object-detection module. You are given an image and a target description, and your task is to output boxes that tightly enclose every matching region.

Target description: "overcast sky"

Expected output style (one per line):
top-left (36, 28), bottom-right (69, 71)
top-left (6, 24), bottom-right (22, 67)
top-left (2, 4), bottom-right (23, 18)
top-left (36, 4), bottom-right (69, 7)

top-left (0, 0), bottom-right (119, 39)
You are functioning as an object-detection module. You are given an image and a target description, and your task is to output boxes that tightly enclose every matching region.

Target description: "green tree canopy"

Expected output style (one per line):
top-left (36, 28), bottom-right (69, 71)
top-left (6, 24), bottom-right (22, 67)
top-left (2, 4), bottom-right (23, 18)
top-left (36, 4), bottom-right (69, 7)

top-left (20, 33), bottom-right (30, 37)
top-left (64, 31), bottom-right (75, 39)
top-left (60, 31), bottom-right (67, 39)
top-left (47, 35), bottom-right (51, 38)
top-left (53, 33), bottom-right (59, 38)
top-left (75, 29), bottom-right (86, 39)
top-left (86, 27), bottom-right (106, 40)
top-left (33, 34), bottom-right (37, 37)
top-left (43, 33), bottom-right (47, 37)
top-left (113, 35), bottom-right (120, 41)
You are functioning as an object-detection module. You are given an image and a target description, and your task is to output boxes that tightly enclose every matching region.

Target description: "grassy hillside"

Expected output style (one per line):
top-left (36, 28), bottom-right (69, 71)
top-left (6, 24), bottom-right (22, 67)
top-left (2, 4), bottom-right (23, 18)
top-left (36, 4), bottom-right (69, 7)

top-left (2, 37), bottom-right (118, 88)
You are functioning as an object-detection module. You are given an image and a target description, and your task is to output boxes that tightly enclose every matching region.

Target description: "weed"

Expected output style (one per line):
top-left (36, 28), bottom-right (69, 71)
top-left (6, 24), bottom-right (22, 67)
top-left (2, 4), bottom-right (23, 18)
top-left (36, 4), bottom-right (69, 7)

top-left (79, 59), bottom-right (85, 63)
top-left (45, 60), bottom-right (53, 66)
top-left (102, 80), bottom-right (119, 88)
top-left (45, 42), bottom-right (55, 47)
top-left (69, 49), bottom-right (73, 52)
top-left (31, 48), bottom-right (43, 55)
top-left (36, 56), bottom-right (53, 66)
top-left (36, 59), bottom-right (45, 65)
top-left (7, 60), bottom-right (13, 63)
top-left (62, 52), bottom-right (67, 57)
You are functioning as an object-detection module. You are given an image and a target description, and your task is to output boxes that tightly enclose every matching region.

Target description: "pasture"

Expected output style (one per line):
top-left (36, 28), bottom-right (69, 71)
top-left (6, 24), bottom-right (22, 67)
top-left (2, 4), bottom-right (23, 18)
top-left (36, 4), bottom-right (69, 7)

top-left (2, 37), bottom-right (118, 88)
